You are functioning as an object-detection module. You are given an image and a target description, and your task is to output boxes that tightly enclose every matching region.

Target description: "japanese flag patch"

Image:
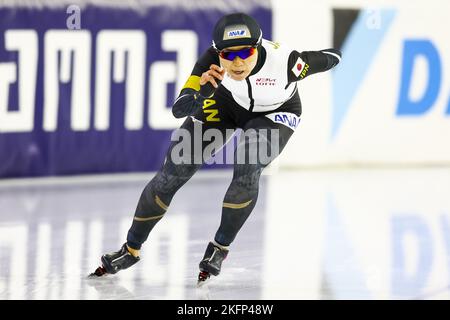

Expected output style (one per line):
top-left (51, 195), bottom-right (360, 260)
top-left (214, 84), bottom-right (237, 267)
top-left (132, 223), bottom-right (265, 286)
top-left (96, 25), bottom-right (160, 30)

top-left (291, 56), bottom-right (306, 78)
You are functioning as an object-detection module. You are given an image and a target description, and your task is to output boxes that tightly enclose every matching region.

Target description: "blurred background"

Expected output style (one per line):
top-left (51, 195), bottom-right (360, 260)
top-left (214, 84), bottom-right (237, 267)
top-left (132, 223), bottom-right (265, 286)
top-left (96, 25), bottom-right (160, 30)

top-left (1, 0), bottom-right (449, 299)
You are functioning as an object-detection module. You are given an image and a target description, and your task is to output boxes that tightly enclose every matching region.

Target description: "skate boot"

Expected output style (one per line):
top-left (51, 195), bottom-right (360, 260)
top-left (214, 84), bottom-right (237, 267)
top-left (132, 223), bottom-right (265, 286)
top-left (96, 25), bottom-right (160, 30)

top-left (197, 241), bottom-right (229, 286)
top-left (89, 243), bottom-right (140, 277)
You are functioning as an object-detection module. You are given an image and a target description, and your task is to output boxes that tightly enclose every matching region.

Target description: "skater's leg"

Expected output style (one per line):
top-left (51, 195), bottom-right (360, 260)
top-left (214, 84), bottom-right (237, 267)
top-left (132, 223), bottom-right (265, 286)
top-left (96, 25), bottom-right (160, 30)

top-left (214, 116), bottom-right (296, 246)
top-left (197, 116), bottom-right (296, 282)
top-left (197, 116), bottom-right (297, 283)
top-left (126, 160), bottom-right (201, 250)
top-left (91, 118), bottom-right (204, 276)
top-left (93, 93), bottom-right (235, 276)
top-left (126, 118), bottom-right (203, 250)
top-left (127, 112), bottom-right (234, 251)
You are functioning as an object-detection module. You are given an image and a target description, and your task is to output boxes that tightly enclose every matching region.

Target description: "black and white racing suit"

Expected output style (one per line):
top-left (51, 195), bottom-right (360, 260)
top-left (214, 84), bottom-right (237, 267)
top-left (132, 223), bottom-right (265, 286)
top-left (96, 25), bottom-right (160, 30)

top-left (127, 39), bottom-right (341, 249)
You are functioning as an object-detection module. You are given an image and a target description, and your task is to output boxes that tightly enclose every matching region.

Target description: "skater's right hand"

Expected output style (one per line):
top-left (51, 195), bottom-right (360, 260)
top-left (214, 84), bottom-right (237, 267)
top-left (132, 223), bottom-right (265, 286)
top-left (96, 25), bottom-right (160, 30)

top-left (200, 64), bottom-right (225, 88)
top-left (199, 64), bottom-right (225, 97)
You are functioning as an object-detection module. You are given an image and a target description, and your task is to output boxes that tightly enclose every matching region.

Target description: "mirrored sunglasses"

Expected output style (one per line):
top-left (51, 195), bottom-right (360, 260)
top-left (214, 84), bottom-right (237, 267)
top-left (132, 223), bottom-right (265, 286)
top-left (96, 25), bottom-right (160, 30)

top-left (218, 46), bottom-right (257, 61)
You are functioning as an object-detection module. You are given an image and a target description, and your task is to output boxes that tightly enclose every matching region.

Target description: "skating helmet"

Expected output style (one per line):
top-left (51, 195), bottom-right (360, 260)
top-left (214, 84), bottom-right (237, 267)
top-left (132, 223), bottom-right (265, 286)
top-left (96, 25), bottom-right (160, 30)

top-left (212, 13), bottom-right (262, 51)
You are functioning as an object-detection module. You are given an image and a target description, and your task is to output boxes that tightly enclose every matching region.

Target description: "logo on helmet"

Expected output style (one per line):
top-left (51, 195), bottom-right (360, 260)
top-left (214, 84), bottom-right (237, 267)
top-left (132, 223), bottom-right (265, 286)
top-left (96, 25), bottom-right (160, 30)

top-left (227, 30), bottom-right (246, 37)
top-left (223, 25), bottom-right (251, 40)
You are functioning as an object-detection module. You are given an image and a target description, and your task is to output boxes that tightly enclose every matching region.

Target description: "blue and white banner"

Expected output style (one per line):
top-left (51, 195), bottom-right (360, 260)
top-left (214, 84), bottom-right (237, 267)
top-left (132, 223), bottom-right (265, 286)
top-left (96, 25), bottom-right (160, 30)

top-left (3, 0), bottom-right (449, 177)
top-left (0, 2), bottom-right (272, 178)
top-left (273, 0), bottom-right (450, 167)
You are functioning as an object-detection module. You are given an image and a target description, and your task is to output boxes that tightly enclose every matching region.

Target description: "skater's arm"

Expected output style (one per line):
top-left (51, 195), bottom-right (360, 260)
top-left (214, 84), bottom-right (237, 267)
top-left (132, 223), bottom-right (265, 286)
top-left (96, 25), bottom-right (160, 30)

top-left (171, 87), bottom-right (202, 119)
top-left (287, 49), bottom-right (341, 83)
top-left (172, 47), bottom-right (222, 118)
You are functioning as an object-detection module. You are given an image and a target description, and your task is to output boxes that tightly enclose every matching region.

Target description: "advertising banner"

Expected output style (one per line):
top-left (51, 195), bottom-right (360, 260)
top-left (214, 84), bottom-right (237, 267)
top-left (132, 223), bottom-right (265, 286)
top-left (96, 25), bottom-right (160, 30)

top-left (273, 0), bottom-right (450, 166)
top-left (0, 1), bottom-right (272, 177)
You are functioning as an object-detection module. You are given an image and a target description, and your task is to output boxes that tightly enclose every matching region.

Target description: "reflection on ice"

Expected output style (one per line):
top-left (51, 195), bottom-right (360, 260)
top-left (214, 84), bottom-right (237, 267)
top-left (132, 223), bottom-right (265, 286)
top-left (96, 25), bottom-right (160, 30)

top-left (0, 168), bottom-right (449, 299)
top-left (86, 277), bottom-right (135, 300)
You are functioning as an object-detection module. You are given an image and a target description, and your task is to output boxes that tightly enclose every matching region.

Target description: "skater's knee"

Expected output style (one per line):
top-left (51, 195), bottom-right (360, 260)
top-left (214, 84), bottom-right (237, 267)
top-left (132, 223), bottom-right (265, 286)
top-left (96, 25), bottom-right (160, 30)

top-left (136, 182), bottom-right (169, 215)
top-left (231, 165), bottom-right (262, 191)
top-left (170, 161), bottom-right (199, 179)
top-left (224, 173), bottom-right (260, 205)
top-left (151, 162), bottom-right (199, 196)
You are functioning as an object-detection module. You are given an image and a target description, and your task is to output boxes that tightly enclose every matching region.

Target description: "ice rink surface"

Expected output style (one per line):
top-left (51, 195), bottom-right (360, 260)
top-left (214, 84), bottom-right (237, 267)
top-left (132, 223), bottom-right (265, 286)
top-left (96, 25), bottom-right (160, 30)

top-left (1, 167), bottom-right (449, 300)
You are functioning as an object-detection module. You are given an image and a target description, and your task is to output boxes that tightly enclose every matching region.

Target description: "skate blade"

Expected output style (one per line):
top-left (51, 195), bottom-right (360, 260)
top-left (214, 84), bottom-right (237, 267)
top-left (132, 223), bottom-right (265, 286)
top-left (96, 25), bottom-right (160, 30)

top-left (88, 266), bottom-right (108, 278)
top-left (197, 279), bottom-right (209, 287)
top-left (197, 271), bottom-right (211, 287)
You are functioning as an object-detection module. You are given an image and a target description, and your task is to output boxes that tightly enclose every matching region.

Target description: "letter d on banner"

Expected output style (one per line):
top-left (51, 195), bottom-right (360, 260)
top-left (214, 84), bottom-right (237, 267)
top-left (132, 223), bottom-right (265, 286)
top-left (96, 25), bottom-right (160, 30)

top-left (397, 40), bottom-right (441, 115)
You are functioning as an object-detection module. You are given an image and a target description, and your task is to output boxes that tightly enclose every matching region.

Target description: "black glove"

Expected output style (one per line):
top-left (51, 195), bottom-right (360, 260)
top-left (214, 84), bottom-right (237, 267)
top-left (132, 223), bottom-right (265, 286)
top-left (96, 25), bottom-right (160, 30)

top-left (319, 48), bottom-right (342, 68)
top-left (199, 79), bottom-right (222, 98)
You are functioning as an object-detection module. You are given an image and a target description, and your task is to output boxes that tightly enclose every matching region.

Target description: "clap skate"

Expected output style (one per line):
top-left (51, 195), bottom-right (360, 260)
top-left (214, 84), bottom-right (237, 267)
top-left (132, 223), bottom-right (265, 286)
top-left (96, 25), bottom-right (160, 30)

top-left (197, 241), bottom-right (228, 286)
top-left (89, 243), bottom-right (140, 277)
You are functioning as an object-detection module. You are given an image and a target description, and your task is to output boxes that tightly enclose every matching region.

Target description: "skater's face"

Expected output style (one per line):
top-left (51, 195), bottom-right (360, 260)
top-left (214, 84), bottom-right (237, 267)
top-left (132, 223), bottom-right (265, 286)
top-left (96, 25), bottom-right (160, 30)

top-left (218, 45), bottom-right (258, 81)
